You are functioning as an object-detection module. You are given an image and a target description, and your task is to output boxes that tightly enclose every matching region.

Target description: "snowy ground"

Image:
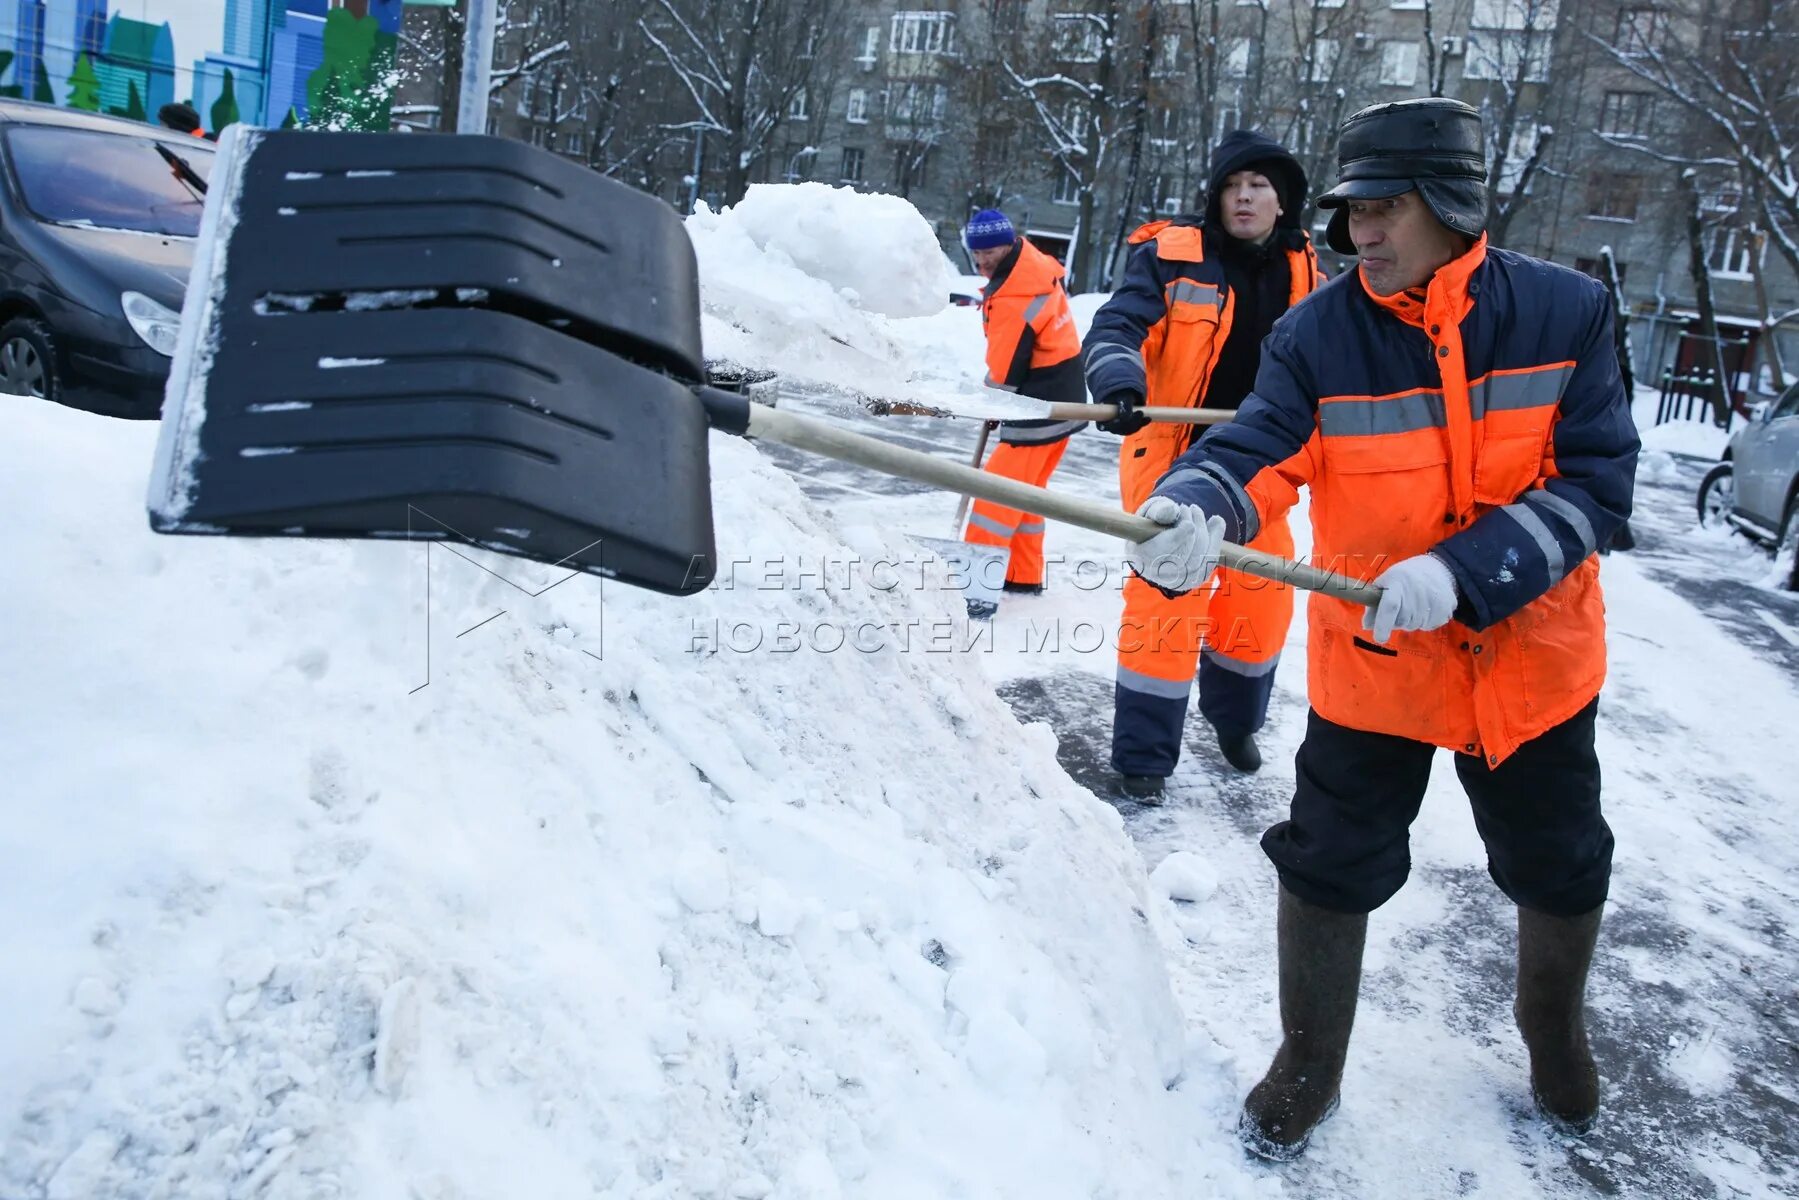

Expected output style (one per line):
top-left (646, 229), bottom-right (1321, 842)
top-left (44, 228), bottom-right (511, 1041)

top-left (4, 182), bottom-right (1796, 1199)
top-left (764, 377), bottom-right (1799, 1199)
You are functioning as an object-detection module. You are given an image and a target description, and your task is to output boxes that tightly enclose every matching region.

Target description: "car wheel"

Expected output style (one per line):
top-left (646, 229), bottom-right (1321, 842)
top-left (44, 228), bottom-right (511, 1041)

top-left (0, 317), bottom-right (59, 404)
top-left (1778, 494), bottom-right (1799, 592)
top-left (1696, 462), bottom-right (1735, 530)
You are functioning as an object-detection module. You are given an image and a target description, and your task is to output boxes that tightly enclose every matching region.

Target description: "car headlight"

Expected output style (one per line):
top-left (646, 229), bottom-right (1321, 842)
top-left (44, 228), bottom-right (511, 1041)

top-left (122, 291), bottom-right (181, 357)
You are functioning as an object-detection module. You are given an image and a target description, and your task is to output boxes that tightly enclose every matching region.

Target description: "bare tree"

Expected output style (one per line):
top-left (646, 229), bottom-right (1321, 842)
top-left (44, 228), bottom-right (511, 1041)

top-left (639, 0), bottom-right (844, 206)
top-left (1590, 0), bottom-right (1799, 283)
top-left (1001, 0), bottom-right (1136, 290)
top-left (1464, 0), bottom-right (1563, 245)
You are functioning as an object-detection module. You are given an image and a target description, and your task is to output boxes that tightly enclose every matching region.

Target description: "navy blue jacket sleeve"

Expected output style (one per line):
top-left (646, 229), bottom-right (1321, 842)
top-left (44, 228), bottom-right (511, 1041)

top-left (1146, 314), bottom-right (1321, 545)
top-left (1081, 242), bottom-right (1164, 402)
top-left (1433, 293), bottom-right (1639, 630)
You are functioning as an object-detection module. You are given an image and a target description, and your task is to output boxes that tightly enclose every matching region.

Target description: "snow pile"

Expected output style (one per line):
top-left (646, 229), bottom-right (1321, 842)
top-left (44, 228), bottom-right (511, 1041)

top-left (0, 403), bottom-right (1258, 1199)
top-left (720, 183), bottom-right (949, 320)
top-left (688, 185), bottom-right (987, 403)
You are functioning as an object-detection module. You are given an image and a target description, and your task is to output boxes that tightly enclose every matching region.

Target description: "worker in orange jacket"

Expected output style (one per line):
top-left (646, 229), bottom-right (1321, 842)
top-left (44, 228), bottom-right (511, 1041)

top-left (1129, 100), bottom-right (1638, 1159)
top-left (960, 209), bottom-right (1086, 593)
top-left (1083, 132), bottom-right (1322, 794)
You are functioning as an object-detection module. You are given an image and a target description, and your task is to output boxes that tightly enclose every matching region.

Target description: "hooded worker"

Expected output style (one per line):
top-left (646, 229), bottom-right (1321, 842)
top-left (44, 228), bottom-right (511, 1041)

top-left (1125, 98), bottom-right (1639, 1159)
top-left (960, 209), bottom-right (1085, 594)
top-left (1081, 131), bottom-right (1324, 795)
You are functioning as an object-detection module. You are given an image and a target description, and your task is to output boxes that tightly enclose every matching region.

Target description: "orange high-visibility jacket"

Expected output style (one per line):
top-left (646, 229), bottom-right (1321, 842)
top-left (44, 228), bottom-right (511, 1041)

top-left (981, 238), bottom-right (1085, 445)
top-left (1084, 219), bottom-right (1323, 512)
top-left (1148, 237), bottom-right (1639, 765)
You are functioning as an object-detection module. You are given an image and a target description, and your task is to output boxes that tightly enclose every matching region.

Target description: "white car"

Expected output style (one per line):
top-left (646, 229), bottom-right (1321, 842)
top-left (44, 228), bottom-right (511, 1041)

top-left (1696, 381), bottom-right (1799, 589)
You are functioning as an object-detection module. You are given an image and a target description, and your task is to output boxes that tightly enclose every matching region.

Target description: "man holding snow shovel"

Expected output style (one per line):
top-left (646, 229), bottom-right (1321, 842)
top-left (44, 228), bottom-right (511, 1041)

top-left (1084, 131), bottom-right (1324, 792)
top-left (960, 209), bottom-right (1086, 595)
top-left (1126, 99), bottom-right (1638, 1159)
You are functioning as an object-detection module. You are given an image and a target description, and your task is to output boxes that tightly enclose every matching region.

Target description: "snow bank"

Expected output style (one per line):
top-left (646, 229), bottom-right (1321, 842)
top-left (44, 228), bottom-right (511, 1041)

top-left (718, 183), bottom-right (950, 320)
top-left (688, 185), bottom-right (999, 408)
top-left (1631, 384), bottom-right (1731, 459)
top-left (0, 404), bottom-right (1250, 1199)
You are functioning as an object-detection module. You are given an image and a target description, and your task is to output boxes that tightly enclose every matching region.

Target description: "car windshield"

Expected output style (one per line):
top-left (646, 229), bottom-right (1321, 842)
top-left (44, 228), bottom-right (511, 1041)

top-left (6, 125), bottom-right (214, 237)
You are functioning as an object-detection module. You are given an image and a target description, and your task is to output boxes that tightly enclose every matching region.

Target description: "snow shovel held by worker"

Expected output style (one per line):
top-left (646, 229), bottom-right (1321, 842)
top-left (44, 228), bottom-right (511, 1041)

top-left (147, 129), bottom-right (1380, 612)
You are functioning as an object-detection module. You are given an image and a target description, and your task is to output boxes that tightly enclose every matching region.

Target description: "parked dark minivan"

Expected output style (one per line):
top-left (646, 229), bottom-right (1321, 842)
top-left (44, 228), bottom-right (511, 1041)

top-left (0, 100), bottom-right (210, 418)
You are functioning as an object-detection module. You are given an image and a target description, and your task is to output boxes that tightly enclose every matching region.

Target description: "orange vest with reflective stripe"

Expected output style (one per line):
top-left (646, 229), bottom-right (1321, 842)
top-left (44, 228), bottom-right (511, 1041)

top-left (1118, 222), bottom-right (1322, 512)
top-left (980, 239), bottom-right (1081, 387)
top-left (1239, 238), bottom-right (1613, 764)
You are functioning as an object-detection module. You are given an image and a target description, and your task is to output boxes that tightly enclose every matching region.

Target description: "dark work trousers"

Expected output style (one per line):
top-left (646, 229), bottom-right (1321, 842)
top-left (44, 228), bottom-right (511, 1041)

top-left (1262, 698), bottom-right (1612, 917)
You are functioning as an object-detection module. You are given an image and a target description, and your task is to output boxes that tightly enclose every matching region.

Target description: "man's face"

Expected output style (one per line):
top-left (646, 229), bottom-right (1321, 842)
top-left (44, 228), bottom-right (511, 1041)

top-left (970, 242), bottom-right (1013, 277)
top-left (1220, 170), bottom-right (1282, 243)
top-left (1347, 190), bottom-right (1467, 295)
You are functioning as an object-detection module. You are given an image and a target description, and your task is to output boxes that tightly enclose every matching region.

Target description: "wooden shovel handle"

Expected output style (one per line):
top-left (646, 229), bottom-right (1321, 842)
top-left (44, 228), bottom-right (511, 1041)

top-left (1043, 402), bottom-right (1233, 426)
top-left (738, 401), bottom-right (1381, 608)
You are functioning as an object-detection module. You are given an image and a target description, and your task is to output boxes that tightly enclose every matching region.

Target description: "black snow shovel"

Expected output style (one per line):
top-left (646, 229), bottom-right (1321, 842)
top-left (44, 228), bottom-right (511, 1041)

top-left (148, 129), bottom-right (1380, 610)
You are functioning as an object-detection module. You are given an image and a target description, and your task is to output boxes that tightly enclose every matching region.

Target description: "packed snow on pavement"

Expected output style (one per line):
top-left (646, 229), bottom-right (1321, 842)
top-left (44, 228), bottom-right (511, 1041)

top-left (3, 182), bottom-right (1796, 1200)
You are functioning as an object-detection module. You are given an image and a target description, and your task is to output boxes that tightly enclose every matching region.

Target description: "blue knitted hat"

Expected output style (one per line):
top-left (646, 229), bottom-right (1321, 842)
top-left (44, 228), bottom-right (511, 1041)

top-left (963, 208), bottom-right (1016, 251)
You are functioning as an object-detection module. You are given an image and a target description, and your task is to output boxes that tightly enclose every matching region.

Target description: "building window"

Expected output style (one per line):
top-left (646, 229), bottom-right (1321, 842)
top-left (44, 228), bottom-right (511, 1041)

top-left (858, 25), bottom-right (878, 64)
top-left (1599, 91), bottom-right (1653, 139)
top-left (1614, 7), bottom-right (1663, 56)
top-left (846, 88), bottom-right (869, 124)
top-left (1473, 0), bottom-right (1560, 29)
top-left (1380, 41), bottom-right (1419, 86)
top-left (1152, 32), bottom-right (1180, 77)
top-left (1053, 13), bottom-right (1104, 62)
top-left (890, 12), bottom-right (956, 55)
top-left (565, 130), bottom-right (584, 156)
top-left (1705, 227), bottom-right (1761, 280)
top-left (1309, 38), bottom-right (1340, 83)
top-left (787, 88), bottom-right (809, 120)
top-left (840, 147), bottom-right (865, 182)
top-left (1225, 37), bottom-right (1250, 79)
top-left (1464, 30), bottom-right (1553, 82)
top-left (1496, 123), bottom-right (1539, 194)
top-left (889, 83), bottom-right (948, 135)
top-left (1060, 98), bottom-right (1088, 145)
top-left (989, 0), bottom-right (1023, 35)
top-left (1052, 165), bottom-right (1080, 205)
top-left (1391, 0), bottom-right (1426, 8)
top-left (894, 146), bottom-right (930, 190)
top-left (1585, 172), bottom-right (1641, 221)
top-left (1574, 256), bottom-right (1627, 286)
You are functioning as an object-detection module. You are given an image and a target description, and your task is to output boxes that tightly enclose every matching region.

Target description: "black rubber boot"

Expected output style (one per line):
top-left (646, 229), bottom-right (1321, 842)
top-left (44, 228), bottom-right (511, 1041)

top-left (1001, 580), bottom-right (1045, 595)
top-left (1239, 888), bottom-right (1368, 1161)
top-left (1515, 904), bottom-right (1603, 1135)
top-left (1218, 730), bottom-right (1263, 773)
top-left (1115, 774), bottom-right (1166, 803)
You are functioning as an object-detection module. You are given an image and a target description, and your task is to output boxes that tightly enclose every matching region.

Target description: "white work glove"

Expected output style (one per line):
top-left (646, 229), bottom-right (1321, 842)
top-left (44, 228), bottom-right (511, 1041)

top-left (1364, 553), bottom-right (1459, 644)
top-left (1127, 496), bottom-right (1225, 594)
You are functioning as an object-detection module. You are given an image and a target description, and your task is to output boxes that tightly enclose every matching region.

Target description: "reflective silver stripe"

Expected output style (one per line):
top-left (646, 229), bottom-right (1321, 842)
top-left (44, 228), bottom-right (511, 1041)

top-left (1017, 520), bottom-right (1046, 535)
top-left (1201, 648), bottom-right (1281, 678)
top-left (1167, 280), bottom-right (1221, 309)
top-left (999, 419), bottom-right (1085, 444)
top-left (1196, 461), bottom-right (1260, 542)
top-left (1318, 391), bottom-right (1447, 438)
top-left (1473, 365), bottom-right (1573, 419)
top-left (1022, 293), bottom-right (1049, 326)
top-left (1522, 488), bottom-right (1597, 559)
top-left (983, 373), bottom-right (1018, 392)
top-left (967, 511), bottom-right (1016, 539)
top-left (1156, 466), bottom-right (1210, 494)
top-left (1085, 343), bottom-right (1143, 380)
top-left (1116, 663), bottom-right (1193, 700)
top-left (1503, 501), bottom-right (1565, 582)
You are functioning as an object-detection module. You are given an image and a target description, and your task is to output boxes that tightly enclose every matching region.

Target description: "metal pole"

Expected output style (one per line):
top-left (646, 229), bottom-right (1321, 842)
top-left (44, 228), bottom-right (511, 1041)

top-left (456, 0), bottom-right (497, 134)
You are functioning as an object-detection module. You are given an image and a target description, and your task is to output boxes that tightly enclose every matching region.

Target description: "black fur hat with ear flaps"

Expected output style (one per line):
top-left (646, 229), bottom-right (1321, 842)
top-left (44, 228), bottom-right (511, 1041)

top-left (1315, 98), bottom-right (1487, 254)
